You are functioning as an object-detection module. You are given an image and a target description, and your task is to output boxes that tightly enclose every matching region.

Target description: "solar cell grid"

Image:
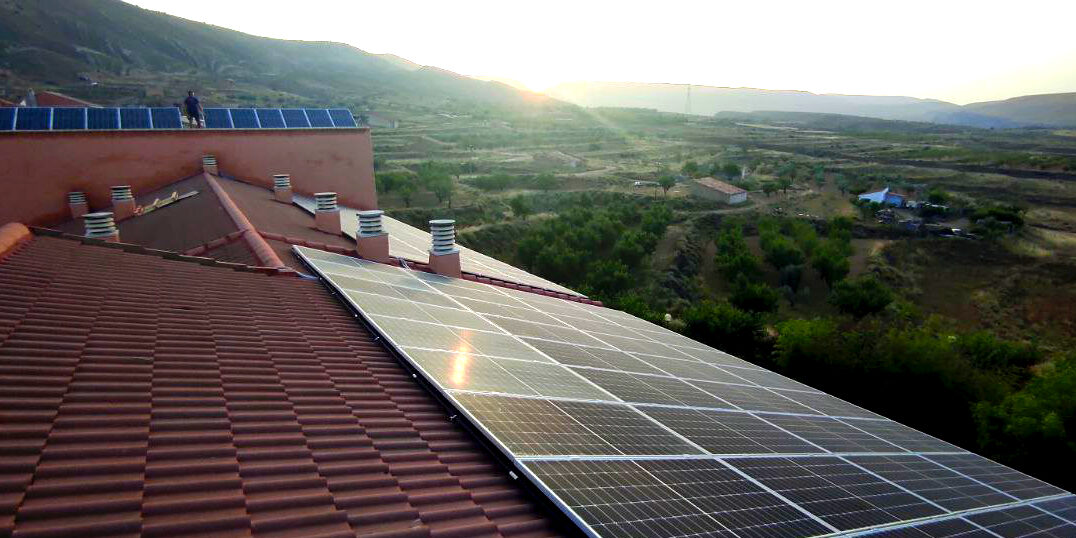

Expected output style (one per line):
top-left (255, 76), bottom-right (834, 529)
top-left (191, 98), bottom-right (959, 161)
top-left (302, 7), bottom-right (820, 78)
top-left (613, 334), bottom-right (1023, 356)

top-left (305, 108), bottom-right (334, 127)
top-left (328, 108), bottom-right (357, 127)
top-left (455, 329), bottom-right (554, 363)
top-left (965, 505), bottom-right (1076, 538)
top-left (51, 107), bottom-right (86, 130)
top-left (0, 107), bottom-right (14, 130)
top-left (842, 419), bottom-right (961, 453)
top-left (150, 107), bottom-right (182, 129)
top-left (405, 348), bottom-right (538, 395)
top-left (370, 315), bottom-right (465, 350)
top-left (451, 393), bottom-right (616, 455)
top-left (415, 303), bottom-right (500, 332)
top-left (119, 107), bottom-right (150, 129)
top-left (846, 455), bottom-right (1014, 512)
top-left (693, 381), bottom-right (817, 414)
top-left (640, 407), bottom-right (822, 455)
top-left (639, 375), bottom-right (731, 409)
top-left (255, 108), bottom-right (286, 128)
top-left (1034, 496), bottom-right (1076, 524)
top-left (524, 460), bottom-right (737, 538)
top-left (729, 457), bottom-right (945, 530)
top-left (15, 107), bottom-right (50, 130)
top-left (758, 414), bottom-right (902, 453)
top-left (582, 347), bottom-right (667, 374)
top-left (203, 108), bottom-right (233, 128)
top-left (720, 367), bottom-right (819, 392)
top-left (229, 108), bottom-right (259, 128)
top-left (570, 368), bottom-right (682, 406)
top-left (637, 459), bottom-right (833, 538)
top-left (862, 518), bottom-right (995, 537)
top-left (638, 355), bottom-right (755, 384)
top-left (277, 108), bottom-right (309, 128)
top-left (926, 454), bottom-right (1064, 501)
top-left (490, 358), bottom-right (612, 400)
top-left (777, 389), bottom-right (883, 419)
top-left (671, 345), bottom-right (765, 370)
top-left (552, 400), bottom-right (703, 455)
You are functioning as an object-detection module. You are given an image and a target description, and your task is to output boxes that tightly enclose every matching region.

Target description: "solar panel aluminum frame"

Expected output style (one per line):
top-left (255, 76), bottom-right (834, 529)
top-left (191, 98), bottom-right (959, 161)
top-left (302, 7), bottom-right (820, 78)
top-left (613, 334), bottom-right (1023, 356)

top-left (292, 245), bottom-right (598, 538)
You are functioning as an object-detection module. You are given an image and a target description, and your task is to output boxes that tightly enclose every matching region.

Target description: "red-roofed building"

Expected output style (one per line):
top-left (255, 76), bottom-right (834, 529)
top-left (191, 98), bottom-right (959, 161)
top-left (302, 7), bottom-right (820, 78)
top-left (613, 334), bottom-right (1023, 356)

top-left (0, 110), bottom-right (570, 537)
top-left (27, 90), bottom-right (100, 108)
top-left (692, 177), bottom-right (748, 205)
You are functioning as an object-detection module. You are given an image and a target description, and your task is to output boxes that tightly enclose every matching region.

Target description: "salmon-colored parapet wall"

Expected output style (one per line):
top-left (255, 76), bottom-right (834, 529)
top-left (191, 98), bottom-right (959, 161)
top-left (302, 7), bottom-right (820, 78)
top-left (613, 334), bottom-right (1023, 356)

top-left (0, 129), bottom-right (378, 226)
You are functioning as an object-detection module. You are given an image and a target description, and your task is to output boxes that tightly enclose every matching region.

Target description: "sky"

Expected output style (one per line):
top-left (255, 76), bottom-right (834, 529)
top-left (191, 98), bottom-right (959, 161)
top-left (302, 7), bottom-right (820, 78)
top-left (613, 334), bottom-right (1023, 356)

top-left (125, 0), bottom-right (1076, 105)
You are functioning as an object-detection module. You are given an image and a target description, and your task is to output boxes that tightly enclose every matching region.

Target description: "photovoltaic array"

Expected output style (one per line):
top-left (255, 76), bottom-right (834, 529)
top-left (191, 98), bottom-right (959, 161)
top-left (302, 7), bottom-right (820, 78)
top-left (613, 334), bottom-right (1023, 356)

top-left (1, 107), bottom-right (182, 131)
top-left (291, 193), bottom-right (584, 297)
top-left (201, 107), bottom-right (357, 129)
top-left (293, 246), bottom-right (1075, 538)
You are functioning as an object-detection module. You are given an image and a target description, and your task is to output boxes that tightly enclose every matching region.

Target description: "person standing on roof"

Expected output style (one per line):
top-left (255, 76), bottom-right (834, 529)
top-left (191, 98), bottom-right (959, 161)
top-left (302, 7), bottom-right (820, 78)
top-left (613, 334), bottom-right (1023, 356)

top-left (184, 90), bottom-right (203, 128)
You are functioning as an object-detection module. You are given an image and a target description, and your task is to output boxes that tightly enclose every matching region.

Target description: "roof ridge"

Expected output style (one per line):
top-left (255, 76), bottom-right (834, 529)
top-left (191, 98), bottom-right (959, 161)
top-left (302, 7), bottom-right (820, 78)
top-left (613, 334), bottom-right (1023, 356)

top-left (202, 172), bottom-right (285, 268)
top-left (25, 226), bottom-right (300, 277)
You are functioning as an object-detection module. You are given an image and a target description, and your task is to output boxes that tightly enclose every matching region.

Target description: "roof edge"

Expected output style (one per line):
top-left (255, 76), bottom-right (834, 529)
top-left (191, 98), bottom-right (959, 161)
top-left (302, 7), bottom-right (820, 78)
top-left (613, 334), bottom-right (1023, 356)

top-left (203, 173), bottom-right (286, 268)
top-left (0, 222), bottom-right (33, 261)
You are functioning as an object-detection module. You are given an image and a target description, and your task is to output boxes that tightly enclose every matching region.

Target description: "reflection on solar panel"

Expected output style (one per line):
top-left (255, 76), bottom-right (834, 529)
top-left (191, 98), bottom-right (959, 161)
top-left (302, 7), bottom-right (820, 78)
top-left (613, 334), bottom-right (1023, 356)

top-left (150, 107), bottom-right (182, 129)
top-left (119, 107), bottom-right (150, 129)
top-left (328, 108), bottom-right (357, 127)
top-left (293, 245), bottom-right (1073, 538)
top-left (291, 194), bottom-right (585, 296)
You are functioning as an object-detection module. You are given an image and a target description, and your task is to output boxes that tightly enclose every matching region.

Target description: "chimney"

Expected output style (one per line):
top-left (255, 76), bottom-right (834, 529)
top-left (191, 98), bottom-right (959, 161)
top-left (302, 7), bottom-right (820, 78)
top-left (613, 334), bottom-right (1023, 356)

top-left (427, 219), bottom-right (461, 278)
top-left (314, 192), bottom-right (341, 235)
top-left (273, 174), bottom-right (293, 204)
top-left (111, 185), bottom-right (136, 221)
top-left (355, 210), bottom-right (390, 263)
top-left (202, 154), bottom-right (218, 175)
top-left (68, 191), bottom-right (88, 219)
top-left (83, 212), bottom-right (120, 242)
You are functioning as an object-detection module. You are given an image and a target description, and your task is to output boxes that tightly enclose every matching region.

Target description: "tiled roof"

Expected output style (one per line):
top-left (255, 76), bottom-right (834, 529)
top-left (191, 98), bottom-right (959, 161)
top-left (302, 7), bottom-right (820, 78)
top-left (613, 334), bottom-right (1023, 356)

top-left (0, 234), bottom-right (564, 538)
top-left (32, 91), bottom-right (99, 108)
top-left (695, 177), bottom-right (746, 195)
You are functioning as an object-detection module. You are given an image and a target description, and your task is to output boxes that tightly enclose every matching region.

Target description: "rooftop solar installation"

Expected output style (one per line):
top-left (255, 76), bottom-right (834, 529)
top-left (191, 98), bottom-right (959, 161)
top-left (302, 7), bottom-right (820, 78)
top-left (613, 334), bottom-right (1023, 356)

top-left (203, 107), bottom-right (233, 128)
top-left (291, 193), bottom-right (585, 297)
top-left (228, 107), bottom-right (259, 128)
top-left (0, 107), bottom-right (14, 130)
top-left (50, 107), bottom-right (85, 130)
top-left (195, 107), bottom-right (357, 129)
top-left (86, 107), bottom-right (119, 129)
top-left (293, 245), bottom-right (1073, 538)
top-left (150, 106), bottom-right (182, 129)
top-left (119, 107), bottom-right (151, 129)
top-left (281, 108), bottom-right (311, 128)
top-left (14, 107), bottom-right (50, 130)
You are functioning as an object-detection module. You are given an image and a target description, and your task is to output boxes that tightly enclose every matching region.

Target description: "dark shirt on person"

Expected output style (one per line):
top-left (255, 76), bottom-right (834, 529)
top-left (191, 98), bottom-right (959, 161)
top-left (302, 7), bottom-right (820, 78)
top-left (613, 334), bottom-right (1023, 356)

top-left (184, 96), bottom-right (201, 117)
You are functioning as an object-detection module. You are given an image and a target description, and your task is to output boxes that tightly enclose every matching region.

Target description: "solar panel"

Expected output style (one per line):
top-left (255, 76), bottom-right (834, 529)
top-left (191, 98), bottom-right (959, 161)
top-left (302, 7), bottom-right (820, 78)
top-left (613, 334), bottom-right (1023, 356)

top-left (119, 107), bottom-right (150, 129)
top-left (305, 108), bottom-right (333, 127)
top-left (15, 107), bottom-right (50, 130)
top-left (964, 505), bottom-right (1076, 537)
top-left (150, 107), bottom-right (182, 129)
top-left (87, 108), bottom-right (119, 130)
top-left (0, 107), bottom-right (14, 130)
top-left (281, 108), bottom-right (310, 128)
top-left (328, 108), bottom-right (357, 127)
top-left (292, 245), bottom-right (1073, 538)
top-left (256, 108), bottom-right (286, 128)
top-left (50, 108), bottom-right (86, 130)
top-left (203, 108), bottom-right (233, 128)
top-left (229, 108), bottom-right (259, 128)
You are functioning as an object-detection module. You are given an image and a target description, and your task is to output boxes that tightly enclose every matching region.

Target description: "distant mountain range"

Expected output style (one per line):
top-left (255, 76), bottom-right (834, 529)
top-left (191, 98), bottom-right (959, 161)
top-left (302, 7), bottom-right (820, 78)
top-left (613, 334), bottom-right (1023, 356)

top-left (545, 82), bottom-right (1076, 128)
top-left (0, 0), bottom-right (545, 110)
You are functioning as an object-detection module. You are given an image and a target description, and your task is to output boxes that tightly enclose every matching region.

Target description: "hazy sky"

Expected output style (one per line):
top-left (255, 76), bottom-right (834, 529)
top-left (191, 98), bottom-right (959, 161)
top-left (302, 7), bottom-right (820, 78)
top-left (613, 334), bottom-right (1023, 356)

top-left (125, 0), bottom-right (1075, 104)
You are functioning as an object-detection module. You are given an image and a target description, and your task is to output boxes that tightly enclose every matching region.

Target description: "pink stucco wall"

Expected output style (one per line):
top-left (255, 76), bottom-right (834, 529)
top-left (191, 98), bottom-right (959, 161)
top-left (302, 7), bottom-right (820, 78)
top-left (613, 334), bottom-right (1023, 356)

top-left (0, 128), bottom-right (378, 226)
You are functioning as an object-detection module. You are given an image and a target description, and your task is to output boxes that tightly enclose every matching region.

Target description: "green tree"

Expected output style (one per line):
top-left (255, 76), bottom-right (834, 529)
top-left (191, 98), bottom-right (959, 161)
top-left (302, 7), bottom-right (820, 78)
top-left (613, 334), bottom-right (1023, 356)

top-left (509, 194), bottom-right (532, 220)
top-left (532, 173), bottom-right (559, 191)
top-left (613, 231), bottom-right (649, 268)
top-left (730, 279), bottom-right (780, 313)
top-left (375, 171), bottom-right (412, 195)
top-left (585, 260), bottom-right (633, 297)
top-left (681, 301), bottom-right (765, 359)
top-left (760, 234), bottom-right (805, 269)
top-left (777, 177), bottom-right (793, 195)
top-left (762, 182), bottom-right (778, 197)
top-left (658, 175), bottom-right (676, 197)
top-left (429, 175), bottom-right (455, 207)
top-left (778, 264), bottom-right (804, 293)
top-left (397, 177), bottom-right (418, 208)
top-left (829, 275), bottom-right (893, 318)
top-left (641, 205), bottom-right (673, 237)
top-left (812, 242), bottom-right (851, 287)
top-left (681, 160), bottom-right (701, 178)
top-left (720, 162), bottom-right (741, 180)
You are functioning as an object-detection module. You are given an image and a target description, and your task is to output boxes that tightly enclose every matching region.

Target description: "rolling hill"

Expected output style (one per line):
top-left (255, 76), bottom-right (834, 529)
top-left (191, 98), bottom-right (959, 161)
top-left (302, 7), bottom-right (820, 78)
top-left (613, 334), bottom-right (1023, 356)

top-left (0, 0), bottom-right (546, 111)
top-left (546, 81), bottom-right (1076, 128)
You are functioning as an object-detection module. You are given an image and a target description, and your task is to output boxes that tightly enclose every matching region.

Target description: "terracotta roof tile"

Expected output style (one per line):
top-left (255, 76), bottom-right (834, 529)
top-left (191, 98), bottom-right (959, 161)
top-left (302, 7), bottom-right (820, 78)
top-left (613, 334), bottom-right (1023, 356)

top-left (695, 177), bottom-right (746, 195)
top-left (0, 235), bottom-right (565, 538)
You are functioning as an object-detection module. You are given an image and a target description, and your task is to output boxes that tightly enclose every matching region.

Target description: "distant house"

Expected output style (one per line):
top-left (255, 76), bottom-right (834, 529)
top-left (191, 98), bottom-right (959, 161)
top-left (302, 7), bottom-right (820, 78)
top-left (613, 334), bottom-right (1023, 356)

top-left (693, 177), bottom-right (748, 204)
top-left (858, 187), bottom-right (905, 207)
